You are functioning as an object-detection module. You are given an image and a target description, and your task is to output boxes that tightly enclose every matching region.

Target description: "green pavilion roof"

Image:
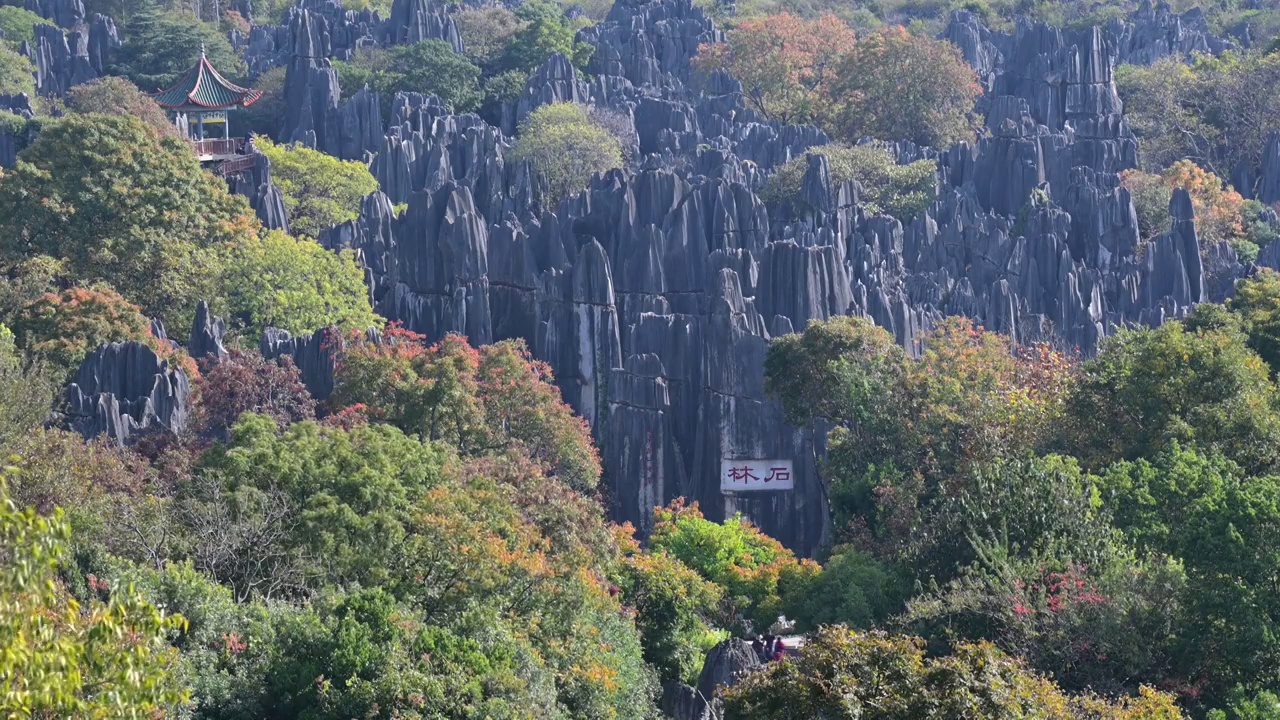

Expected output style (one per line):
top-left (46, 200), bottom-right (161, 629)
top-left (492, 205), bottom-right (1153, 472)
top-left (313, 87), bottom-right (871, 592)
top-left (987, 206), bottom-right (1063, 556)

top-left (151, 52), bottom-right (262, 111)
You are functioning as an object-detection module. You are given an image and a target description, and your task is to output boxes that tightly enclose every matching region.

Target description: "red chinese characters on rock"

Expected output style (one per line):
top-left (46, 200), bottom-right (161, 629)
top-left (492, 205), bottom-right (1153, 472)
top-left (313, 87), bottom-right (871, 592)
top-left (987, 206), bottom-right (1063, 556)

top-left (720, 459), bottom-right (795, 491)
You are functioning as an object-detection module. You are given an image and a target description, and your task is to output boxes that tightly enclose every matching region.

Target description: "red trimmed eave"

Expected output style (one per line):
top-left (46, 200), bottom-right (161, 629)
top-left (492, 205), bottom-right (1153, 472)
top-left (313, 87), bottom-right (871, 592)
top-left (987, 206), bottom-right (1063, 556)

top-left (153, 54), bottom-right (263, 109)
top-left (152, 61), bottom-right (202, 108)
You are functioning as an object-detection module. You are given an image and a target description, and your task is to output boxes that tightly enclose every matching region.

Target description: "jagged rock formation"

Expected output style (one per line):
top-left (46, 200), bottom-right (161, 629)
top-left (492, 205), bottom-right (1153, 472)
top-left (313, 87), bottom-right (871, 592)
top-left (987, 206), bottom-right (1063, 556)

top-left (23, 0), bottom-right (84, 29)
top-left (64, 341), bottom-right (191, 446)
top-left (243, 0), bottom-right (460, 77)
top-left (256, 0), bottom-right (1263, 554)
top-left (229, 144), bottom-right (290, 231)
top-left (188, 301), bottom-right (229, 362)
top-left (659, 681), bottom-right (714, 720)
top-left (21, 15), bottom-right (117, 97)
top-left (260, 326), bottom-right (345, 399)
top-left (50, 0), bottom-right (1279, 554)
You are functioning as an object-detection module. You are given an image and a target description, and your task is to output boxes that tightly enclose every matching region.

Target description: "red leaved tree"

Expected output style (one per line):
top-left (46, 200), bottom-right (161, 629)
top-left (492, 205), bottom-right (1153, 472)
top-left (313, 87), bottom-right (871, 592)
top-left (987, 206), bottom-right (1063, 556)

top-left (693, 13), bottom-right (856, 125)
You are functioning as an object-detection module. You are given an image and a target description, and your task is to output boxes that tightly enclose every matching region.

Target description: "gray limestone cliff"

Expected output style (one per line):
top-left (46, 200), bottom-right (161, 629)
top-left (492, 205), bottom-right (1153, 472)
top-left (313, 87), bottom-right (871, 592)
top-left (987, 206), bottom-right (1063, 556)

top-left (64, 341), bottom-right (191, 446)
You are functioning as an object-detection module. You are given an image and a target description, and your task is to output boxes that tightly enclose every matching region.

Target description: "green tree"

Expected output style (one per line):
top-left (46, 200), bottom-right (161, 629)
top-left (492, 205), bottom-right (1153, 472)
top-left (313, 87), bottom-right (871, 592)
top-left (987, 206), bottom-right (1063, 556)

top-left (1062, 320), bottom-right (1280, 475)
top-left (0, 325), bottom-right (53, 450)
top-left (647, 499), bottom-right (819, 633)
top-left (455, 6), bottom-right (526, 71)
top-left (501, 0), bottom-right (593, 74)
top-left (110, 8), bottom-right (245, 91)
top-left (64, 75), bottom-right (181, 139)
top-left (617, 540), bottom-right (724, 684)
top-left (0, 473), bottom-right (188, 717)
top-left (216, 229), bottom-right (380, 339)
top-left (0, 113), bottom-right (258, 329)
top-left (1117, 52), bottom-right (1280, 182)
top-left (827, 25), bottom-right (980, 147)
top-left (779, 548), bottom-right (900, 633)
top-left (189, 414), bottom-right (447, 595)
top-left (333, 329), bottom-right (602, 491)
top-left (254, 137), bottom-right (379, 237)
top-left (761, 143), bottom-right (937, 218)
top-left (0, 6), bottom-right (45, 46)
top-left (1101, 445), bottom-right (1280, 705)
top-left (386, 39), bottom-right (483, 113)
top-left (1229, 268), bottom-right (1280, 377)
top-left (0, 43), bottom-right (34, 97)
top-left (510, 102), bottom-right (623, 204)
top-left (766, 316), bottom-right (1074, 563)
top-left (237, 65), bottom-right (286, 139)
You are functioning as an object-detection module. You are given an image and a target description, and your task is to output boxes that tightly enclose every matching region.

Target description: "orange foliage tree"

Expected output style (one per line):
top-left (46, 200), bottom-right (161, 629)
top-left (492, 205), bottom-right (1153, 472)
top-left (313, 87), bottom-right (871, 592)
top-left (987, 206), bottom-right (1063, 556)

top-left (1120, 160), bottom-right (1245, 249)
top-left (692, 13), bottom-right (855, 125)
top-left (331, 326), bottom-right (601, 491)
top-left (11, 286), bottom-right (196, 377)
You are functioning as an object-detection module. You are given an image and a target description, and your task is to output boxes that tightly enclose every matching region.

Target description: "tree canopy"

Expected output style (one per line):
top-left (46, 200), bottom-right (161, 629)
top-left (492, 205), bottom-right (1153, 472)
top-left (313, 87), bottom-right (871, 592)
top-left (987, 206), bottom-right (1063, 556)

top-left (510, 102), bottom-right (623, 204)
top-left (254, 137), bottom-right (380, 238)
top-left (110, 8), bottom-right (244, 91)
top-left (216, 229), bottom-right (381, 339)
top-left (0, 113), bottom-right (256, 329)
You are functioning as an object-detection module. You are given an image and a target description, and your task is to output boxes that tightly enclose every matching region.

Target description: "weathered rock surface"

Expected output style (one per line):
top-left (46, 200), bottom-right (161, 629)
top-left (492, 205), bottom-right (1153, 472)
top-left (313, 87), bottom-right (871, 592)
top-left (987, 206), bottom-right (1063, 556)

top-left (188, 301), bottom-right (229, 363)
top-left (65, 341), bottom-right (191, 446)
top-left (55, 0), bottom-right (1279, 556)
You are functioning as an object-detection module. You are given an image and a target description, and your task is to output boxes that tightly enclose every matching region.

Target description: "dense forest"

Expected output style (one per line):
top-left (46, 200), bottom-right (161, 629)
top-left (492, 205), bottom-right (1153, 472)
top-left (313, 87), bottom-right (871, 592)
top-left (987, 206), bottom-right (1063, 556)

top-left (2, 0), bottom-right (1280, 714)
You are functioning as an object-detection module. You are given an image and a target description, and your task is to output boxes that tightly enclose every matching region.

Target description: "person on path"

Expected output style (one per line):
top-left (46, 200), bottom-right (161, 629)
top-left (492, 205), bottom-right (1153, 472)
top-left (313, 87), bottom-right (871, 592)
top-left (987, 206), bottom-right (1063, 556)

top-left (772, 637), bottom-right (786, 662)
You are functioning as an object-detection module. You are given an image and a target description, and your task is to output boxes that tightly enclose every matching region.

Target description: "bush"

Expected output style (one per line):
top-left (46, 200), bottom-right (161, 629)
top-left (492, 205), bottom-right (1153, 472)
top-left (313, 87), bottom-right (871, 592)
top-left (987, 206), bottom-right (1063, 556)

top-left (761, 143), bottom-right (936, 218)
top-left (0, 43), bottom-right (34, 97)
top-left (64, 76), bottom-right (181, 139)
top-left (254, 137), bottom-right (379, 237)
top-left (510, 102), bottom-right (623, 204)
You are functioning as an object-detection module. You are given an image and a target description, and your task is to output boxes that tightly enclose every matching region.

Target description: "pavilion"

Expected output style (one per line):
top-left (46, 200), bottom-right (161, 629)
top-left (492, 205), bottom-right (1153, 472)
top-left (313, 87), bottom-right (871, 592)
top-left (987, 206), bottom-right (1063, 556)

top-left (151, 48), bottom-right (262, 162)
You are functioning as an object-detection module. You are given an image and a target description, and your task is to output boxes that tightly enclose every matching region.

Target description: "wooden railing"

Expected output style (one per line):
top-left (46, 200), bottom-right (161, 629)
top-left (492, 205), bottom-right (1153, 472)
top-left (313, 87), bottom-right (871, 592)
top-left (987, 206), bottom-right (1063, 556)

top-left (194, 137), bottom-right (245, 158)
top-left (217, 154), bottom-right (257, 176)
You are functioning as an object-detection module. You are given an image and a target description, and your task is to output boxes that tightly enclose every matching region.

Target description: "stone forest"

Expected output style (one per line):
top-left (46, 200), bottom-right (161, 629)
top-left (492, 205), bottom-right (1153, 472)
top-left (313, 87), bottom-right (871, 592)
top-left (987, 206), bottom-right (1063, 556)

top-left (2, 0), bottom-right (1280, 714)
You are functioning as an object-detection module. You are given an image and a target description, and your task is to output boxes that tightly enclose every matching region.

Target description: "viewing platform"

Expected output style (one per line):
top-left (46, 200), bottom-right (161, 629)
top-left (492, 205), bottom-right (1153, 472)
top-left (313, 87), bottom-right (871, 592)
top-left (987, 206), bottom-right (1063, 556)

top-left (151, 47), bottom-right (262, 177)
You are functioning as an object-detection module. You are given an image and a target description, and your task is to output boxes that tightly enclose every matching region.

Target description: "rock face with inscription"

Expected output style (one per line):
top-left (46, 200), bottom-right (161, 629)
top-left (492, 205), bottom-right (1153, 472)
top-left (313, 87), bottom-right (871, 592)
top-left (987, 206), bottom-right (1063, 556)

top-left (274, 0), bottom-right (1231, 555)
top-left (46, 0), bottom-right (1279, 556)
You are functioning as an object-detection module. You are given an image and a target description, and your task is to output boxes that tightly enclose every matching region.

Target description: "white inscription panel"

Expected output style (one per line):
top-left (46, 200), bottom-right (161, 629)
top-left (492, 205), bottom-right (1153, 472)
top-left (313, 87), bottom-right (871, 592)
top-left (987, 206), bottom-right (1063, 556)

top-left (720, 459), bottom-right (794, 492)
